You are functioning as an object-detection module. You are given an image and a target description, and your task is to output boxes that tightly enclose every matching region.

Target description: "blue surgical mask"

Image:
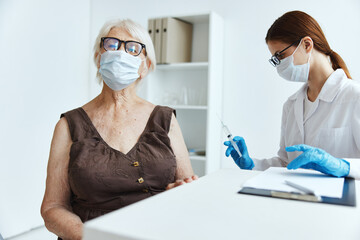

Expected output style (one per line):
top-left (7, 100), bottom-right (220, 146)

top-left (99, 51), bottom-right (143, 91)
top-left (276, 39), bottom-right (312, 83)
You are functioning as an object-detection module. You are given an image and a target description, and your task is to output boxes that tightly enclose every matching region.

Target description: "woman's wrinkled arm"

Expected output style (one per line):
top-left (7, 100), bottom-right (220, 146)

top-left (167, 113), bottom-right (198, 189)
top-left (40, 118), bottom-right (83, 240)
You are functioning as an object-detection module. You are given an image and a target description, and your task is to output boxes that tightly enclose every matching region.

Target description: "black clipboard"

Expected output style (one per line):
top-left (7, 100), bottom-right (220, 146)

top-left (238, 177), bottom-right (356, 207)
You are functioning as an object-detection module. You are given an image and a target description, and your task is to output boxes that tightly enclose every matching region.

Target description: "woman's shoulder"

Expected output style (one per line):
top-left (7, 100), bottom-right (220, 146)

top-left (53, 117), bottom-right (72, 145)
top-left (138, 99), bottom-right (174, 116)
top-left (156, 105), bottom-right (175, 113)
top-left (142, 103), bottom-right (175, 134)
top-left (61, 107), bottom-right (82, 117)
top-left (343, 78), bottom-right (360, 91)
top-left (338, 78), bottom-right (360, 103)
top-left (153, 105), bottom-right (176, 119)
top-left (56, 117), bottom-right (69, 130)
top-left (141, 100), bottom-right (157, 111)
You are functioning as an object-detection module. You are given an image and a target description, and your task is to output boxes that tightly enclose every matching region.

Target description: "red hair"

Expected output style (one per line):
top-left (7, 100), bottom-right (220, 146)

top-left (266, 11), bottom-right (351, 79)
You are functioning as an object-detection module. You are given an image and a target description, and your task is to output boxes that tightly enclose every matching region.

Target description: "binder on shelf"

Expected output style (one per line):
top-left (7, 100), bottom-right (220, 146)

top-left (161, 17), bottom-right (193, 64)
top-left (154, 18), bottom-right (163, 64)
top-left (148, 18), bottom-right (155, 46)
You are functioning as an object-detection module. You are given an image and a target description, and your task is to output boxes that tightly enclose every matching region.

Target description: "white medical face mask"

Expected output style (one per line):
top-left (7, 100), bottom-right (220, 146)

top-left (99, 51), bottom-right (144, 91)
top-left (276, 40), bottom-right (312, 83)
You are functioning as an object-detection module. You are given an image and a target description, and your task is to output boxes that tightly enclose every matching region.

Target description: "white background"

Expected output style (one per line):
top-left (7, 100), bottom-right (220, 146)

top-left (1, 0), bottom-right (359, 238)
top-left (0, 0), bottom-right (90, 238)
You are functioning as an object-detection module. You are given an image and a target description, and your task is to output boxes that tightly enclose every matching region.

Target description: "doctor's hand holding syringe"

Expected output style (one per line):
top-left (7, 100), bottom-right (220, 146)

top-left (220, 119), bottom-right (254, 170)
top-left (224, 136), bottom-right (254, 170)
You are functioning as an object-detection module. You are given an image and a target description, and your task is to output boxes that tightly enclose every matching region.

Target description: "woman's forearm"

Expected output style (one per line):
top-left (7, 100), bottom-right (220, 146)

top-left (42, 206), bottom-right (83, 240)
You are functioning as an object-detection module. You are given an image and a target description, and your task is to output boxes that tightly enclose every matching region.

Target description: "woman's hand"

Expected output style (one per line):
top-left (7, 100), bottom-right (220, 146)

top-left (224, 136), bottom-right (254, 170)
top-left (286, 144), bottom-right (350, 177)
top-left (166, 175), bottom-right (199, 190)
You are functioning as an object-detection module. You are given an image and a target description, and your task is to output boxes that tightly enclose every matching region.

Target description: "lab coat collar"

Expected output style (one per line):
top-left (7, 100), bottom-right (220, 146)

top-left (288, 84), bottom-right (307, 101)
top-left (285, 83), bottom-right (306, 142)
top-left (287, 69), bottom-right (347, 103)
top-left (316, 69), bottom-right (347, 103)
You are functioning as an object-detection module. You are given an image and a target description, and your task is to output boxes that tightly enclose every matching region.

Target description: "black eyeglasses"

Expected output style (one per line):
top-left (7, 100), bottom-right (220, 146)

top-left (269, 39), bottom-right (301, 67)
top-left (101, 37), bottom-right (147, 57)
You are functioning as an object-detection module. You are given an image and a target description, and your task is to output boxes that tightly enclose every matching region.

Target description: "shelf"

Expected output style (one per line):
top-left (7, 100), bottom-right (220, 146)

top-left (170, 105), bottom-right (208, 110)
top-left (143, 12), bottom-right (223, 177)
top-left (189, 155), bottom-right (206, 161)
top-left (156, 62), bottom-right (208, 71)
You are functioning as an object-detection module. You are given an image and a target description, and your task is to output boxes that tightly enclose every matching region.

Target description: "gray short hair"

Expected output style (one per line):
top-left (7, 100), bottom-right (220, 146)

top-left (93, 19), bottom-right (156, 81)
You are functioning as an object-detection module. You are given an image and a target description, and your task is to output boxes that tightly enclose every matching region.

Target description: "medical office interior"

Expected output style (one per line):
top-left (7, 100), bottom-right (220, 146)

top-left (1, 0), bottom-right (360, 239)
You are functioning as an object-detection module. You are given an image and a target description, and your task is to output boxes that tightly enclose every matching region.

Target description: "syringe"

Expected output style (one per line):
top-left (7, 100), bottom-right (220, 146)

top-left (218, 115), bottom-right (242, 158)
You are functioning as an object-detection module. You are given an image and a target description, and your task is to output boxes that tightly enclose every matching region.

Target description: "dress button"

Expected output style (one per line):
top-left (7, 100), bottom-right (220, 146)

top-left (142, 188), bottom-right (149, 193)
top-left (132, 161), bottom-right (140, 167)
top-left (137, 177), bottom-right (144, 183)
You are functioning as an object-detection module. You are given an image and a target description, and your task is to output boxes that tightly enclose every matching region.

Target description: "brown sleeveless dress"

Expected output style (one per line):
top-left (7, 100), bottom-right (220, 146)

top-left (60, 105), bottom-right (177, 224)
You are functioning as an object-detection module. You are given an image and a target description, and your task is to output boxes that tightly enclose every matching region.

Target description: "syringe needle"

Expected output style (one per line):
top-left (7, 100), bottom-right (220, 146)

top-left (217, 114), bottom-right (242, 158)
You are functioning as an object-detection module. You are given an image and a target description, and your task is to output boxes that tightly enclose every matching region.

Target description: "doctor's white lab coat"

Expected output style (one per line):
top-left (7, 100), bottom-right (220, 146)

top-left (253, 69), bottom-right (360, 179)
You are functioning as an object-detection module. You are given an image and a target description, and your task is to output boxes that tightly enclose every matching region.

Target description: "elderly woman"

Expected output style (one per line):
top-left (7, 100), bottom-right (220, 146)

top-left (41, 19), bottom-right (197, 240)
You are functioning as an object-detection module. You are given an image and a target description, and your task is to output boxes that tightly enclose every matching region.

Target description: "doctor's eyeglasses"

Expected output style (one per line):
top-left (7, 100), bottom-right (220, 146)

top-left (101, 37), bottom-right (147, 57)
top-left (269, 39), bottom-right (300, 67)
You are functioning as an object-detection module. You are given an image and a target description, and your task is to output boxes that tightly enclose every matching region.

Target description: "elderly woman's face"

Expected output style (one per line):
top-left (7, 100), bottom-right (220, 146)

top-left (100, 27), bottom-right (148, 78)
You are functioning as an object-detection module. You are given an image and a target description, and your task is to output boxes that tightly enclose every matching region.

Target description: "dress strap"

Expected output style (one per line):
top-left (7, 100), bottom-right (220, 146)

top-left (60, 108), bottom-right (94, 142)
top-left (145, 106), bottom-right (176, 134)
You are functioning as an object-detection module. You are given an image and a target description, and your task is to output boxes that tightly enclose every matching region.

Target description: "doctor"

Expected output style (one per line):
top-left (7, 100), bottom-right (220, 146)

top-left (225, 10), bottom-right (360, 179)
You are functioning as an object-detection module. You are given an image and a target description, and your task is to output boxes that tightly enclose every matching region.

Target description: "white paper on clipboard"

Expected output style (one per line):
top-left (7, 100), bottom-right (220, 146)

top-left (242, 167), bottom-right (344, 198)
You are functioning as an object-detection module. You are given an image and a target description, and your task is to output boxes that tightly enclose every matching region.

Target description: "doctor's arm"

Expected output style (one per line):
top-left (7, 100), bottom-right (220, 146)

top-left (343, 160), bottom-right (360, 179)
top-left (344, 99), bottom-right (360, 179)
top-left (41, 118), bottom-right (83, 240)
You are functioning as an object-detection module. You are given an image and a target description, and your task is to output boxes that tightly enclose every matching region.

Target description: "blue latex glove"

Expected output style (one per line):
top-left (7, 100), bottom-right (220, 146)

top-left (224, 136), bottom-right (254, 170)
top-left (286, 144), bottom-right (350, 177)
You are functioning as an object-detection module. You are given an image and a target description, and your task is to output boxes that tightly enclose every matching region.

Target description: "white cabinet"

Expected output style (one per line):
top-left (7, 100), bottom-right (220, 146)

top-left (139, 12), bottom-right (224, 176)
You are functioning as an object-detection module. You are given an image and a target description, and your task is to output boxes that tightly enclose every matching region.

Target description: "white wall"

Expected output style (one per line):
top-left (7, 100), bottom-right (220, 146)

top-left (89, 0), bottom-right (360, 169)
top-left (0, 0), bottom-right (90, 238)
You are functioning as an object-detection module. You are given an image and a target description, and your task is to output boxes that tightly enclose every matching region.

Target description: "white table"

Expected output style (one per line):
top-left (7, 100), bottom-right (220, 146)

top-left (83, 169), bottom-right (360, 240)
